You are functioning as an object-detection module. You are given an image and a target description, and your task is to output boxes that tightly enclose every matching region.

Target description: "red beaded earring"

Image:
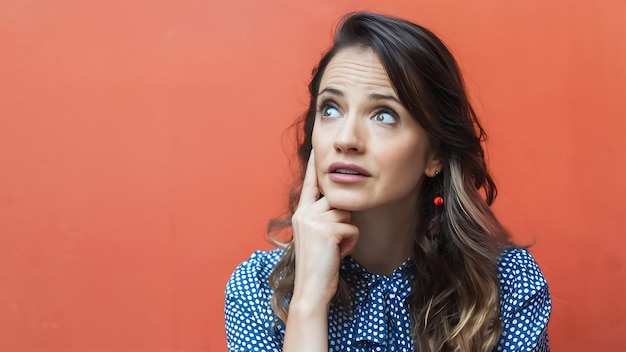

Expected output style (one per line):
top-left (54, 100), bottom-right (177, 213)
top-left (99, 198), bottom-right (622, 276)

top-left (433, 169), bottom-right (443, 206)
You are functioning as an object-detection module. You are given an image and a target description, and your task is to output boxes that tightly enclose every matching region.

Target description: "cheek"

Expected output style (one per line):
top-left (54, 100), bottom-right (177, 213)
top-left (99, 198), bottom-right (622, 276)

top-left (311, 126), bottom-right (331, 167)
top-left (311, 124), bottom-right (323, 150)
top-left (380, 145), bottom-right (427, 182)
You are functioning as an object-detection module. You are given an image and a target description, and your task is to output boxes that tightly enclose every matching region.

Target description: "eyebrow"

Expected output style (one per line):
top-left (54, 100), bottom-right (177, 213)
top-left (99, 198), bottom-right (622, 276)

top-left (369, 93), bottom-right (401, 105)
top-left (318, 87), bottom-right (402, 105)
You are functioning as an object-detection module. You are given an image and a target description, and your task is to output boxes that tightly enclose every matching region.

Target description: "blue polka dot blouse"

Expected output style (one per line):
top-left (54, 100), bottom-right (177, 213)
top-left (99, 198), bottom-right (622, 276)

top-left (225, 248), bottom-right (551, 351)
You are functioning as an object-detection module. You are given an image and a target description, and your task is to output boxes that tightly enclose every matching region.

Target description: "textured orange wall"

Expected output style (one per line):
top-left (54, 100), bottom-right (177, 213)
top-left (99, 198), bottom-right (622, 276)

top-left (1, 1), bottom-right (624, 351)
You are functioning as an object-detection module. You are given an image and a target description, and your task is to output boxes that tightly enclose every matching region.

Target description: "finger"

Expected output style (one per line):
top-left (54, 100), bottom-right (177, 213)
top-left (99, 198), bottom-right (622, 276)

top-left (331, 209), bottom-right (351, 224)
top-left (298, 149), bottom-right (319, 207)
top-left (299, 207), bottom-right (351, 225)
top-left (318, 208), bottom-right (351, 224)
top-left (305, 196), bottom-right (335, 215)
top-left (334, 224), bottom-right (360, 258)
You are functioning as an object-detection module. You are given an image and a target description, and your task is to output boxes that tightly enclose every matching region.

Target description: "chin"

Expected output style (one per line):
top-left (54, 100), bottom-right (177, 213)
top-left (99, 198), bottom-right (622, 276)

top-left (323, 193), bottom-right (372, 212)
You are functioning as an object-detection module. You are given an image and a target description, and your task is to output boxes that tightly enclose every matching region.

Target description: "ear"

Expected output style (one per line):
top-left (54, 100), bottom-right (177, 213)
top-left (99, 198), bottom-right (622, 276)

top-left (424, 150), bottom-right (443, 178)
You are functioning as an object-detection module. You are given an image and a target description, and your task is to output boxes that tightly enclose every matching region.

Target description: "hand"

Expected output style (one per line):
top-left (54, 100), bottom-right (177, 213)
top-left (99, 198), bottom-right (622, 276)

top-left (290, 150), bottom-right (360, 307)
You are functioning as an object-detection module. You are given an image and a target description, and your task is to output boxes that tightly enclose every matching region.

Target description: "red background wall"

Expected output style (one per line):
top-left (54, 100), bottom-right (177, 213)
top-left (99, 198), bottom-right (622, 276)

top-left (1, 0), bottom-right (624, 351)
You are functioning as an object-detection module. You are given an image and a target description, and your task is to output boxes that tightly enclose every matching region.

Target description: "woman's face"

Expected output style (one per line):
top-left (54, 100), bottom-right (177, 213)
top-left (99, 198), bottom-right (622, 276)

top-left (312, 47), bottom-right (440, 213)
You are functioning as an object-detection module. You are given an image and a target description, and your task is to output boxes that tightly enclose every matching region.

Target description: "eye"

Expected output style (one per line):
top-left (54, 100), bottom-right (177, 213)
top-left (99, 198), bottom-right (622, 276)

top-left (373, 109), bottom-right (398, 124)
top-left (321, 104), bottom-right (341, 118)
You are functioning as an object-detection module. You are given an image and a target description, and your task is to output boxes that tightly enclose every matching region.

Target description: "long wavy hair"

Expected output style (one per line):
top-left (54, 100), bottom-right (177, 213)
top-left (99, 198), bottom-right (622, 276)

top-left (267, 12), bottom-right (512, 352)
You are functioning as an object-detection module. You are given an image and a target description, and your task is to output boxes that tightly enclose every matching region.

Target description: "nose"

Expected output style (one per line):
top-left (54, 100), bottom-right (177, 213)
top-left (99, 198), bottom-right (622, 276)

top-left (333, 113), bottom-right (365, 153)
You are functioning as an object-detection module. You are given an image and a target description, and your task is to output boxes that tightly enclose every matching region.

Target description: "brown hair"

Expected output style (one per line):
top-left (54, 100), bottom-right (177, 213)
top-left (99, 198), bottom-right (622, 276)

top-left (268, 12), bottom-right (512, 352)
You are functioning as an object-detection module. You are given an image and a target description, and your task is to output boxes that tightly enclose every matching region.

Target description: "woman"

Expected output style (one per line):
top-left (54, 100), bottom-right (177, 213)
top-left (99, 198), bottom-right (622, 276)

top-left (225, 12), bottom-right (551, 352)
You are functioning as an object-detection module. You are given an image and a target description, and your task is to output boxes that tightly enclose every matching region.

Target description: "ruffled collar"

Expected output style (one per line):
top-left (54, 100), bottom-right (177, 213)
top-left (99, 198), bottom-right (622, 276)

top-left (335, 256), bottom-right (415, 347)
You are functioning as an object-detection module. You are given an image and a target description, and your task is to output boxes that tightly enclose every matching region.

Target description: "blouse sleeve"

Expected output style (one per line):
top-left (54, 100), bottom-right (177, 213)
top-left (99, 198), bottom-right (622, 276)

top-left (494, 249), bottom-right (552, 352)
top-left (224, 251), bottom-right (283, 352)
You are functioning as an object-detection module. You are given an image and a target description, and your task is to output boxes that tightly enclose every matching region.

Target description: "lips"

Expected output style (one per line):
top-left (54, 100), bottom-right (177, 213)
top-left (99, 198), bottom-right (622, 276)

top-left (328, 162), bottom-right (371, 176)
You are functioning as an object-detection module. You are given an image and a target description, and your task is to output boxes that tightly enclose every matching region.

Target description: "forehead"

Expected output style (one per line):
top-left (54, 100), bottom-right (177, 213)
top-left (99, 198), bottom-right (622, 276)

top-left (319, 47), bottom-right (395, 94)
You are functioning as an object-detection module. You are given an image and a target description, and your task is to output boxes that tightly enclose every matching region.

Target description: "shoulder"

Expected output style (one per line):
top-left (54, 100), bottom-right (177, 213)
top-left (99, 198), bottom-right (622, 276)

top-left (496, 248), bottom-right (551, 332)
top-left (225, 249), bottom-right (286, 350)
top-left (226, 248), bottom-right (285, 299)
top-left (496, 248), bottom-right (548, 299)
top-left (495, 249), bottom-right (552, 350)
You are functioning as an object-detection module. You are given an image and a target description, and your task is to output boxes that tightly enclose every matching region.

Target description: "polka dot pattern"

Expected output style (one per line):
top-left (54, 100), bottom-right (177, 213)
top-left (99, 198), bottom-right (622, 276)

top-left (495, 249), bottom-right (552, 351)
top-left (225, 248), bottom-right (551, 351)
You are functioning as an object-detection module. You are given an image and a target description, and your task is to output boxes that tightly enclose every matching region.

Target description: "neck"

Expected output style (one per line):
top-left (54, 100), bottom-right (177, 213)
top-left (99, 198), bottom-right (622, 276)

top-left (349, 203), bottom-right (417, 276)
